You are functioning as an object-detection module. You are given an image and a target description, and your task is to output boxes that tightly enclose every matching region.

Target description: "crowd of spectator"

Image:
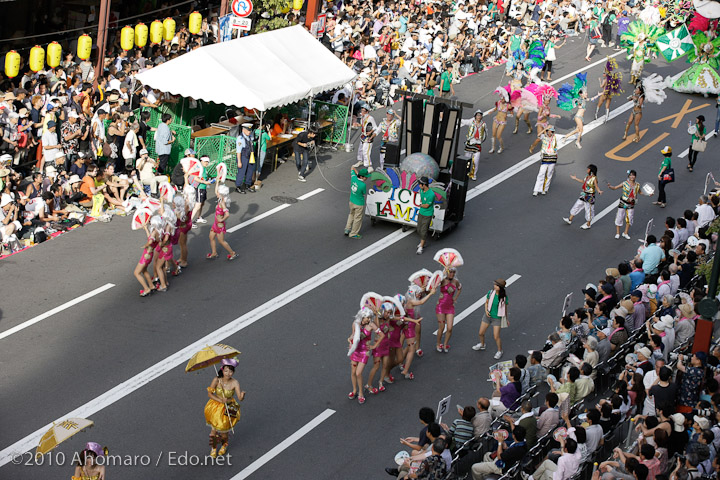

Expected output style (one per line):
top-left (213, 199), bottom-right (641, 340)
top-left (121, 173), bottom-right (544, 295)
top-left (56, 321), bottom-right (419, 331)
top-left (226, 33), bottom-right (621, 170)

top-left (384, 186), bottom-right (720, 480)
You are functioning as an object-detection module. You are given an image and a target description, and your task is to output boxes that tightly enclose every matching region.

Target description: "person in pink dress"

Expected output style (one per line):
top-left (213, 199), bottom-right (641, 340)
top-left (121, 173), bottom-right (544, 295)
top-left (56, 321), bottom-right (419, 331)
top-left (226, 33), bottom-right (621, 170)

top-left (400, 285), bottom-right (435, 379)
top-left (365, 302), bottom-right (393, 394)
top-left (207, 185), bottom-right (237, 261)
top-left (174, 194), bottom-right (193, 268)
top-left (348, 308), bottom-right (384, 405)
top-left (435, 268), bottom-right (462, 353)
top-left (134, 218), bottom-right (160, 296)
top-left (386, 296), bottom-right (406, 385)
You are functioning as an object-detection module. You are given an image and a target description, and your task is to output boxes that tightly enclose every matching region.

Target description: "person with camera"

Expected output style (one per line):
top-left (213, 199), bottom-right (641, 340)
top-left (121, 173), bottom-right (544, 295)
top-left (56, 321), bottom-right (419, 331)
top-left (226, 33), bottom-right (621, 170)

top-left (670, 453), bottom-right (704, 480)
top-left (0, 194), bottom-right (22, 246)
top-left (677, 352), bottom-right (708, 412)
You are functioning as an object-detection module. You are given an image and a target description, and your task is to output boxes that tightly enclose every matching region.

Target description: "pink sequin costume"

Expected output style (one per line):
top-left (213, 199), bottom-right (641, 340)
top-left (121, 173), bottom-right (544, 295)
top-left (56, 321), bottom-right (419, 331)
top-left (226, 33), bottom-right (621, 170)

top-left (388, 318), bottom-right (404, 348)
top-left (138, 235), bottom-right (158, 266)
top-left (373, 322), bottom-right (391, 357)
top-left (211, 205), bottom-right (228, 234)
top-left (435, 282), bottom-right (457, 315)
top-left (404, 307), bottom-right (416, 339)
top-left (350, 326), bottom-right (372, 364)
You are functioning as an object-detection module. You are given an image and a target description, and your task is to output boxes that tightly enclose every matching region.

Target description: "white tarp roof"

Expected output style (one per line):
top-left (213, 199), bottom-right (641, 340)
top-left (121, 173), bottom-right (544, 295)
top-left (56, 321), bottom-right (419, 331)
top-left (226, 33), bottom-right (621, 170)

top-left (135, 25), bottom-right (356, 111)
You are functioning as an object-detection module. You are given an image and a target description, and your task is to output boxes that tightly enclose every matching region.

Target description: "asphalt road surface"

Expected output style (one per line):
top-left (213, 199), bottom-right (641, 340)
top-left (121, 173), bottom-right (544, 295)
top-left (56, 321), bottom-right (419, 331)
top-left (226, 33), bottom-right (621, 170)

top-left (1, 35), bottom-right (718, 480)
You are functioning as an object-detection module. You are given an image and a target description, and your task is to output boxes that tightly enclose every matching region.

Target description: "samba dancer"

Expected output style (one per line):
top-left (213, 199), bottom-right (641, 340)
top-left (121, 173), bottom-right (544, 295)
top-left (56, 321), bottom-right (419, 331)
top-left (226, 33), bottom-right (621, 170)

top-left (375, 108), bottom-right (399, 170)
top-left (607, 169), bottom-right (650, 239)
top-left (205, 358), bottom-right (245, 458)
top-left (348, 308), bottom-right (383, 405)
top-left (174, 194), bottom-right (193, 268)
top-left (532, 125), bottom-right (559, 196)
top-left (563, 164), bottom-right (604, 230)
top-left (206, 185), bottom-right (238, 261)
top-left (623, 83), bottom-right (645, 143)
top-left (134, 217), bottom-right (160, 297)
top-left (365, 302), bottom-right (393, 394)
top-left (460, 110), bottom-right (487, 180)
top-left (400, 285), bottom-right (435, 379)
top-left (435, 268), bottom-right (462, 353)
top-left (529, 95), bottom-right (560, 153)
top-left (594, 58), bottom-right (623, 123)
top-left (386, 297), bottom-right (406, 384)
top-left (566, 89), bottom-right (593, 149)
top-left (488, 96), bottom-right (511, 154)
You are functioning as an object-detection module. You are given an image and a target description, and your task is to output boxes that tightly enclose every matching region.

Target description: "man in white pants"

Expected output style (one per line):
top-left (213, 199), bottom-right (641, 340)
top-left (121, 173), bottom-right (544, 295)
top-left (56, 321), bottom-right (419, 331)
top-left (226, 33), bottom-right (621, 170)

top-left (355, 104), bottom-right (376, 171)
top-left (532, 125), bottom-right (558, 196)
top-left (375, 108), bottom-right (399, 170)
top-left (563, 164), bottom-right (603, 229)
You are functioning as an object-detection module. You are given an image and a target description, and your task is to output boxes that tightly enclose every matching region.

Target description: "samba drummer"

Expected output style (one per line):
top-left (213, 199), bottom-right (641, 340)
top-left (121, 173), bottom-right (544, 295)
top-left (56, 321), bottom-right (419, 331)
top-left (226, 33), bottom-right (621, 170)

top-left (205, 358), bottom-right (246, 457)
top-left (607, 170), bottom-right (652, 240)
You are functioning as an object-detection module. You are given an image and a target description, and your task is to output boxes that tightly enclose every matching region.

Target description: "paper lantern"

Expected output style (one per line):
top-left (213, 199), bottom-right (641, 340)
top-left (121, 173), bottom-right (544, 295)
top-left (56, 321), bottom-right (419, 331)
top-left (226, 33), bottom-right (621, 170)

top-left (135, 23), bottom-right (148, 48)
top-left (29, 45), bottom-right (45, 73)
top-left (188, 12), bottom-right (202, 34)
top-left (4, 51), bottom-right (20, 78)
top-left (149, 20), bottom-right (164, 44)
top-left (120, 26), bottom-right (134, 51)
top-left (293, 0), bottom-right (304, 10)
top-left (47, 41), bottom-right (62, 68)
top-left (77, 34), bottom-right (92, 60)
top-left (163, 18), bottom-right (176, 42)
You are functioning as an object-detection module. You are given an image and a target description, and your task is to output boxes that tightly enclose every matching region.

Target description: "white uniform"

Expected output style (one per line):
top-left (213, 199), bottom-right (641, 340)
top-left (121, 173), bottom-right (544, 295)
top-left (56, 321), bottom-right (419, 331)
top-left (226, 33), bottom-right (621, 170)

top-left (533, 134), bottom-right (558, 194)
top-left (357, 113), bottom-right (377, 168)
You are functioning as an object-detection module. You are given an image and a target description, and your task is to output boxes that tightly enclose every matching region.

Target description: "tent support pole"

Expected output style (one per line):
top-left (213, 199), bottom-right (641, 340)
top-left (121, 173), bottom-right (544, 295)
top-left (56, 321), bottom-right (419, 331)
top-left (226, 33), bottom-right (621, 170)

top-left (255, 110), bottom-right (264, 185)
top-left (340, 82), bottom-right (355, 147)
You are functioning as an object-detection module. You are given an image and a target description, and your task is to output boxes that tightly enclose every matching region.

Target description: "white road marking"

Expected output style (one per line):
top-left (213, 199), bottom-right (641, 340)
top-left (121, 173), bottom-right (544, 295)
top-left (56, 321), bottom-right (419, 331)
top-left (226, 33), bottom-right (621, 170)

top-left (297, 188), bottom-right (325, 200)
top-left (433, 274), bottom-right (522, 335)
top-left (226, 188), bottom-right (325, 233)
top-left (590, 200), bottom-right (621, 225)
top-left (680, 130), bottom-right (716, 158)
top-left (229, 409), bottom-right (335, 480)
top-left (0, 283), bottom-right (115, 341)
top-left (0, 99), bottom-right (638, 469)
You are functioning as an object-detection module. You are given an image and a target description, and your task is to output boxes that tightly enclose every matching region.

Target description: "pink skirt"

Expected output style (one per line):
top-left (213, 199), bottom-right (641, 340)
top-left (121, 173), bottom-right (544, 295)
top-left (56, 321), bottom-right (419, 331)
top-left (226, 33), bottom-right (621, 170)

top-left (388, 326), bottom-right (403, 348)
top-left (138, 248), bottom-right (154, 266)
top-left (435, 302), bottom-right (455, 315)
top-left (404, 322), bottom-right (416, 339)
top-left (350, 350), bottom-right (369, 364)
top-left (211, 220), bottom-right (226, 234)
top-left (373, 338), bottom-right (390, 358)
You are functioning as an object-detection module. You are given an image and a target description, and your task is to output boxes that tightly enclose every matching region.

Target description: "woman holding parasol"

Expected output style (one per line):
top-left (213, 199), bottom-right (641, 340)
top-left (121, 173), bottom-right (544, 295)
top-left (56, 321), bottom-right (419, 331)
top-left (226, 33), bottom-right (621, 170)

top-left (205, 358), bottom-right (245, 457)
top-left (433, 249), bottom-right (464, 353)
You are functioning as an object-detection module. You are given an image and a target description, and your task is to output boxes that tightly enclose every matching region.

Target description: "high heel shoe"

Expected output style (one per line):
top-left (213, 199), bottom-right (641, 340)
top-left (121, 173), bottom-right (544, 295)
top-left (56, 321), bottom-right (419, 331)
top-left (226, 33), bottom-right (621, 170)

top-left (218, 443), bottom-right (228, 456)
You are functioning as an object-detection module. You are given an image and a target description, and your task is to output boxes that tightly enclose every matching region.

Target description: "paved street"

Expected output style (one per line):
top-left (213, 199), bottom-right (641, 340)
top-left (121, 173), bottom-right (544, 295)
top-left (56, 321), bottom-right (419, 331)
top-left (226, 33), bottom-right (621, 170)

top-left (1, 35), bottom-right (717, 479)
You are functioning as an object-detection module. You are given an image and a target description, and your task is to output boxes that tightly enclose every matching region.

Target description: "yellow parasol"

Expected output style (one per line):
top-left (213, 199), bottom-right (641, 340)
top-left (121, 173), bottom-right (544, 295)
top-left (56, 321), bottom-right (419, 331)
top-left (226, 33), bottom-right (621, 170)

top-left (185, 344), bottom-right (241, 372)
top-left (36, 418), bottom-right (94, 457)
top-left (186, 344), bottom-right (241, 434)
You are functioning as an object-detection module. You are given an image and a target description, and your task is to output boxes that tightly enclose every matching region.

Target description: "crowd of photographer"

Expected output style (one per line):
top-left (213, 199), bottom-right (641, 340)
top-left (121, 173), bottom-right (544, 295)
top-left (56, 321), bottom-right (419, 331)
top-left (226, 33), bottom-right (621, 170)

top-left (385, 190), bottom-right (720, 480)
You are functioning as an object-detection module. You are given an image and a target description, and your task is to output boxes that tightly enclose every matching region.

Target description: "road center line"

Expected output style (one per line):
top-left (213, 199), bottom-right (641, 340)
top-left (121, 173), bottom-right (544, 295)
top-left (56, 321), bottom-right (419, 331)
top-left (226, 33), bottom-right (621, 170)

top-left (0, 97), bottom-right (636, 469)
top-left (591, 200), bottom-right (621, 225)
top-left (0, 283), bottom-right (115, 342)
top-left (297, 188), bottom-right (325, 200)
top-left (229, 409), bottom-right (335, 480)
top-left (433, 274), bottom-right (521, 335)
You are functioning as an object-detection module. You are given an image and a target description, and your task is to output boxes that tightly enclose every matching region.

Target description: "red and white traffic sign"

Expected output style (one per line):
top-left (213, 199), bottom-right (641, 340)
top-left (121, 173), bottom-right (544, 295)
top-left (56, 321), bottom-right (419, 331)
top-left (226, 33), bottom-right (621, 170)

top-left (231, 0), bottom-right (253, 17)
top-left (232, 17), bottom-right (252, 31)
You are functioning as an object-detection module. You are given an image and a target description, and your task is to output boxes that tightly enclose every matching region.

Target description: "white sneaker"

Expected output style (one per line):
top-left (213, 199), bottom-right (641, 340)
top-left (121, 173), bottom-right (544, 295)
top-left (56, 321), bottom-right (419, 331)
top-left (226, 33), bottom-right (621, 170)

top-left (472, 343), bottom-right (486, 351)
top-left (563, 217), bottom-right (572, 225)
top-left (622, 233), bottom-right (631, 240)
top-left (497, 148), bottom-right (503, 154)
top-left (580, 223), bottom-right (591, 229)
top-left (614, 233), bottom-right (620, 239)
top-left (191, 223), bottom-right (198, 229)
top-left (533, 192), bottom-right (539, 197)
top-left (416, 246), bottom-right (424, 255)
top-left (541, 191), bottom-right (547, 195)
top-left (298, 175), bottom-right (306, 182)
top-left (494, 351), bottom-right (503, 359)
top-left (196, 217), bottom-right (207, 224)
top-left (367, 166), bottom-right (374, 173)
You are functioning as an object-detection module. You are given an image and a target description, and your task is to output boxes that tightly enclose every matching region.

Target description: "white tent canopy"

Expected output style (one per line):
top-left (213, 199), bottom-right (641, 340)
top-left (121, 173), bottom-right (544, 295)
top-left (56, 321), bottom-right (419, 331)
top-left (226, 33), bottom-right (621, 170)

top-left (135, 25), bottom-right (356, 111)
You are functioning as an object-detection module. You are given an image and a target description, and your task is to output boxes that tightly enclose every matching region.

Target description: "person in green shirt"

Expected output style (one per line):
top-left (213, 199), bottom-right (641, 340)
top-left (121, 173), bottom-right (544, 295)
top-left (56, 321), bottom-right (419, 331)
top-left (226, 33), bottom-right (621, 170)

top-left (473, 278), bottom-right (510, 359)
top-left (654, 146), bottom-right (673, 208)
top-left (345, 166), bottom-right (368, 239)
top-left (191, 155), bottom-right (215, 228)
top-left (253, 124), bottom-right (272, 189)
top-left (439, 65), bottom-right (455, 98)
top-left (416, 176), bottom-right (435, 255)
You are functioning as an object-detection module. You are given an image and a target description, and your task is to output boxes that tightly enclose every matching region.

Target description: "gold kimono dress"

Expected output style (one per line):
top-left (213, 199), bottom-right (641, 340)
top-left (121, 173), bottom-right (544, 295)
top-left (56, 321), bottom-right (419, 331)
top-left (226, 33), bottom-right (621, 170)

top-left (204, 386), bottom-right (240, 433)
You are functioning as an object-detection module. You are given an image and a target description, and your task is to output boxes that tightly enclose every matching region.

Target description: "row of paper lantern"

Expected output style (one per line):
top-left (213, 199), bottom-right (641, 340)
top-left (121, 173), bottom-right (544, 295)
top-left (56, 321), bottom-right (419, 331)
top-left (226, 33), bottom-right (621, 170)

top-left (4, 12), bottom-right (204, 77)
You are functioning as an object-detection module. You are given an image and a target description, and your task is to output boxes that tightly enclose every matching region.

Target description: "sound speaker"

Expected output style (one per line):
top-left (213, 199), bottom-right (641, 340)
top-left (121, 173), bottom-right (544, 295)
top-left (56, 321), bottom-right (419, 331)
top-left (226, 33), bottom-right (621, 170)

top-left (384, 142), bottom-right (400, 167)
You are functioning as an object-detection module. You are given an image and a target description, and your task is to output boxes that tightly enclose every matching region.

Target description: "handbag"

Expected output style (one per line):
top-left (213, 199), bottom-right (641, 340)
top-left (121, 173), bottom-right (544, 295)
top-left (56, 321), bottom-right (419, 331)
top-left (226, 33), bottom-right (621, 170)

top-left (692, 139), bottom-right (707, 153)
top-left (662, 167), bottom-right (675, 183)
top-left (500, 316), bottom-right (509, 328)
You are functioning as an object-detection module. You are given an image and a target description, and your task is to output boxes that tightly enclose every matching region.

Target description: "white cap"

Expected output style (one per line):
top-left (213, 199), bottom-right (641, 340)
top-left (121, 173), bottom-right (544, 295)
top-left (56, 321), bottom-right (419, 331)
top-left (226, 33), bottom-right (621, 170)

top-left (68, 110), bottom-right (79, 118)
top-left (139, 148), bottom-right (148, 155)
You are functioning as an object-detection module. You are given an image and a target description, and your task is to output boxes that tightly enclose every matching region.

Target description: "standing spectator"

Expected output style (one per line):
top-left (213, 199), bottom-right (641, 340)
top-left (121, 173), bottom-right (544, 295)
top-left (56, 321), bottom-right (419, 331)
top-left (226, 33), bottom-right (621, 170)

top-left (122, 122), bottom-right (140, 169)
top-left (677, 352), bottom-right (707, 410)
top-left (41, 120), bottom-right (62, 172)
top-left (637, 235), bottom-right (664, 276)
top-left (60, 110), bottom-right (81, 172)
top-left (344, 166), bottom-right (368, 239)
top-left (154, 113), bottom-right (174, 173)
top-left (253, 124), bottom-right (271, 188)
top-left (654, 146), bottom-right (672, 209)
top-left (136, 149), bottom-right (164, 195)
top-left (439, 64), bottom-right (455, 98)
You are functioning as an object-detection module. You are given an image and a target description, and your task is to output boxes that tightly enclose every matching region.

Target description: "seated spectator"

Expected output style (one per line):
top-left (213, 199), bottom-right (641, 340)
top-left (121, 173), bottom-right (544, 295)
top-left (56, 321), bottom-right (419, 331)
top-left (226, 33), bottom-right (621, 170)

top-left (529, 437), bottom-right (580, 480)
top-left (550, 366), bottom-right (581, 406)
top-left (447, 406), bottom-right (476, 448)
top-left (78, 164), bottom-right (106, 208)
top-left (674, 304), bottom-right (696, 349)
top-left (491, 366), bottom-right (522, 417)
top-left (0, 195), bottom-right (22, 244)
top-left (595, 329), bottom-right (612, 364)
top-left (599, 454), bottom-right (649, 480)
top-left (515, 354), bottom-right (530, 394)
top-left (585, 409), bottom-right (604, 456)
top-left (629, 259), bottom-right (646, 290)
top-left (470, 425), bottom-right (528, 480)
top-left (583, 337), bottom-right (599, 370)
top-left (472, 397), bottom-right (492, 438)
top-left (504, 400), bottom-right (538, 447)
top-left (537, 392), bottom-right (560, 438)
top-left (542, 333), bottom-right (566, 369)
top-left (528, 351), bottom-right (548, 387)
top-left (576, 363), bottom-right (595, 399)
top-left (609, 316), bottom-right (628, 351)
top-left (399, 407), bottom-right (436, 454)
